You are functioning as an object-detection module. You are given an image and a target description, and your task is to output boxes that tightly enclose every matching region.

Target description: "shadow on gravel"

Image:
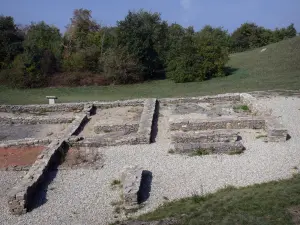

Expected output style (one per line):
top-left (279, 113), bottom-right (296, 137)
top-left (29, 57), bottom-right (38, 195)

top-left (138, 170), bottom-right (153, 204)
top-left (27, 168), bottom-right (59, 212)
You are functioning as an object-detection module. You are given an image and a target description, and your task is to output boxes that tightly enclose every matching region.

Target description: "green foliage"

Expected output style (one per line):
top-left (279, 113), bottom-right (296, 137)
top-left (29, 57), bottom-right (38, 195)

top-left (0, 9), bottom-right (298, 89)
top-left (167, 26), bottom-right (229, 83)
top-left (101, 47), bottom-right (144, 84)
top-left (116, 10), bottom-right (167, 79)
top-left (0, 15), bottom-right (24, 69)
top-left (231, 23), bottom-right (297, 52)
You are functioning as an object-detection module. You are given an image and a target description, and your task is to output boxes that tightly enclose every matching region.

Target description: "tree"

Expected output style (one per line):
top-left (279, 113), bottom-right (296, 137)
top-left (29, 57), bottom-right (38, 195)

top-left (63, 9), bottom-right (103, 72)
top-left (167, 26), bottom-right (229, 83)
top-left (0, 16), bottom-right (24, 69)
top-left (116, 10), bottom-right (168, 79)
top-left (4, 22), bottom-right (63, 88)
top-left (64, 9), bottom-right (100, 52)
top-left (101, 47), bottom-right (144, 84)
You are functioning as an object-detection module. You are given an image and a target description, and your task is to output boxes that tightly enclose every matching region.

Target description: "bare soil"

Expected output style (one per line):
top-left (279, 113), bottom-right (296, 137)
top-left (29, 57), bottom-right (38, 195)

top-left (0, 146), bottom-right (45, 170)
top-left (80, 106), bottom-right (143, 137)
top-left (60, 147), bottom-right (105, 170)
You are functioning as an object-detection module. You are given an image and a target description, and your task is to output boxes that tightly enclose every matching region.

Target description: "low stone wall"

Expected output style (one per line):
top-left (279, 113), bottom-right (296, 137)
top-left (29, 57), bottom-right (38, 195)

top-left (160, 93), bottom-right (241, 105)
top-left (121, 165), bottom-right (144, 209)
top-left (240, 93), bottom-right (272, 116)
top-left (8, 140), bottom-right (68, 215)
top-left (0, 138), bottom-right (51, 148)
top-left (169, 117), bottom-right (266, 131)
top-left (170, 130), bottom-right (239, 143)
top-left (0, 103), bottom-right (84, 113)
top-left (0, 116), bottom-right (74, 125)
top-left (170, 141), bottom-right (245, 155)
top-left (93, 99), bottom-right (145, 109)
top-left (137, 98), bottom-right (157, 144)
top-left (265, 118), bottom-right (288, 142)
top-left (94, 123), bottom-right (139, 134)
top-left (64, 114), bottom-right (89, 137)
top-left (70, 135), bottom-right (146, 148)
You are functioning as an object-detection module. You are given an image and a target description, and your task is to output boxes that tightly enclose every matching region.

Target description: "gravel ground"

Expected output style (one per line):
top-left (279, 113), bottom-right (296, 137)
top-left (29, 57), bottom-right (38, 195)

top-left (1, 96), bottom-right (300, 225)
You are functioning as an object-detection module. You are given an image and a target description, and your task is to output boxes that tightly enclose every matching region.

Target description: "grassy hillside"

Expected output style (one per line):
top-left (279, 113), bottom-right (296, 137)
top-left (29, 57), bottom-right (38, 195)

top-left (137, 175), bottom-right (300, 225)
top-left (0, 37), bottom-right (299, 104)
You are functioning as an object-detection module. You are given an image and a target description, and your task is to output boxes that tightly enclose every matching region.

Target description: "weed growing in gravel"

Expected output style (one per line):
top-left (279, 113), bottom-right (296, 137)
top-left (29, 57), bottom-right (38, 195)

top-left (191, 148), bottom-right (212, 156)
top-left (111, 179), bottom-right (122, 187)
top-left (256, 134), bottom-right (268, 139)
top-left (228, 149), bottom-right (244, 155)
top-left (233, 104), bottom-right (250, 112)
top-left (168, 149), bottom-right (175, 154)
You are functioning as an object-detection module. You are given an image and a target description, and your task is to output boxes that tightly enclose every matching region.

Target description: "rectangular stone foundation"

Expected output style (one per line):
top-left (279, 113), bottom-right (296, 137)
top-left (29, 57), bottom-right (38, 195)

top-left (170, 130), bottom-right (239, 143)
top-left (94, 123), bottom-right (139, 134)
top-left (169, 117), bottom-right (266, 131)
top-left (170, 141), bottom-right (245, 155)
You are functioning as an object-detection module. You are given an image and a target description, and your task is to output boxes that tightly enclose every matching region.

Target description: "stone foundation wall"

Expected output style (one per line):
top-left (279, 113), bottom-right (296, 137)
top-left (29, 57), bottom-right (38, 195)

top-left (160, 93), bottom-right (241, 105)
top-left (265, 118), bottom-right (288, 142)
top-left (0, 116), bottom-right (74, 125)
top-left (94, 123), bottom-right (139, 134)
top-left (169, 117), bottom-right (266, 131)
top-left (0, 103), bottom-right (84, 113)
top-left (93, 99), bottom-right (145, 109)
top-left (170, 130), bottom-right (239, 143)
top-left (8, 140), bottom-right (68, 215)
top-left (70, 135), bottom-right (146, 148)
top-left (137, 98), bottom-right (157, 144)
top-left (170, 141), bottom-right (245, 154)
top-left (240, 93), bottom-right (272, 116)
top-left (0, 138), bottom-right (52, 148)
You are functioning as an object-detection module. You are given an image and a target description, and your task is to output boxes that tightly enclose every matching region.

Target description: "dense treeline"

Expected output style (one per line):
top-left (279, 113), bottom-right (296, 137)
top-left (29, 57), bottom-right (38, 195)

top-left (0, 9), bottom-right (297, 88)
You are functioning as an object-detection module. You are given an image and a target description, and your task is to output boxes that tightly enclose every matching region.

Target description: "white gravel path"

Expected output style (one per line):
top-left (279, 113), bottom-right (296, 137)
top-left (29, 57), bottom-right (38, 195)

top-left (1, 96), bottom-right (300, 225)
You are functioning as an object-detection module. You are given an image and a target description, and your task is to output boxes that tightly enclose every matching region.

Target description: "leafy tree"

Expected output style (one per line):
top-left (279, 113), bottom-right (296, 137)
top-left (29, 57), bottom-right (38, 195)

top-left (116, 10), bottom-right (167, 79)
top-left (63, 9), bottom-right (103, 73)
top-left (2, 22), bottom-right (62, 88)
top-left (0, 16), bottom-right (24, 69)
top-left (167, 26), bottom-right (229, 82)
top-left (101, 47), bottom-right (144, 84)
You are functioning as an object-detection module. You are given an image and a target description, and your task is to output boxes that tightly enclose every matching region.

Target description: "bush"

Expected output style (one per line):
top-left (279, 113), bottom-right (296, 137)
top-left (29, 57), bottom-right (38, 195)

top-left (62, 46), bottom-right (101, 72)
top-left (101, 47), bottom-right (145, 84)
top-left (0, 55), bottom-right (48, 88)
top-left (167, 27), bottom-right (229, 83)
top-left (48, 72), bottom-right (110, 87)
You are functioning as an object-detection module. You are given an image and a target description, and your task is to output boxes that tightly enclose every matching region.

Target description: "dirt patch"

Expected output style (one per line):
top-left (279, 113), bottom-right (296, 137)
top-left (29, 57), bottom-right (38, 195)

top-left (60, 148), bottom-right (104, 169)
top-left (80, 106), bottom-right (143, 137)
top-left (0, 146), bottom-right (45, 170)
top-left (97, 106), bottom-right (143, 125)
top-left (171, 102), bottom-right (252, 118)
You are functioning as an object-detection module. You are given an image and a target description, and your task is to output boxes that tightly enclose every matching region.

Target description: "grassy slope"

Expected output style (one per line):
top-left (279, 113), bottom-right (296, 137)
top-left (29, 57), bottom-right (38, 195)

top-left (0, 37), bottom-right (300, 104)
top-left (139, 175), bottom-right (300, 225)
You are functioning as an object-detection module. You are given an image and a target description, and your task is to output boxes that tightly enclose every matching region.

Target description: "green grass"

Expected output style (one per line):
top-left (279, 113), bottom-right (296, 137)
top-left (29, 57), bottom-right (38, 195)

top-left (138, 175), bottom-right (300, 225)
top-left (191, 148), bottom-right (212, 156)
top-left (234, 104), bottom-right (250, 111)
top-left (1, 37), bottom-right (299, 104)
top-left (111, 179), bottom-right (122, 186)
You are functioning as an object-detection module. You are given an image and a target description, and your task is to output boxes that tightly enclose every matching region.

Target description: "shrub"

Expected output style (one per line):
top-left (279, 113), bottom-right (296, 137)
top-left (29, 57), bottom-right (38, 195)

top-left (167, 27), bottom-right (229, 83)
top-left (101, 47), bottom-right (145, 84)
top-left (48, 72), bottom-right (110, 87)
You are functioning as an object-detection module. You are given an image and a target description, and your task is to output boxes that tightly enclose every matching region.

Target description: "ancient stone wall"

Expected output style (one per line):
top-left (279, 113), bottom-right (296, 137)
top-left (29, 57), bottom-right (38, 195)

top-left (0, 103), bottom-right (84, 113)
top-left (0, 138), bottom-right (51, 148)
top-left (8, 140), bottom-right (68, 214)
top-left (0, 116), bottom-right (74, 125)
top-left (169, 117), bottom-right (266, 131)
